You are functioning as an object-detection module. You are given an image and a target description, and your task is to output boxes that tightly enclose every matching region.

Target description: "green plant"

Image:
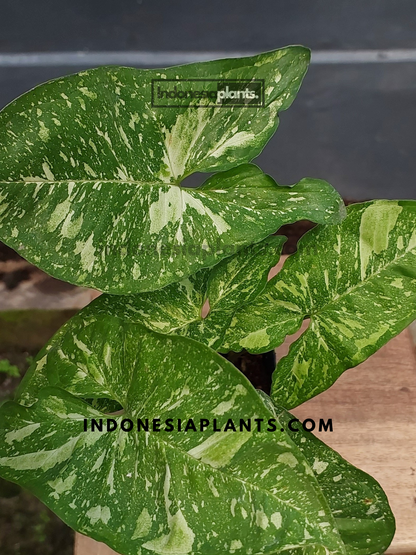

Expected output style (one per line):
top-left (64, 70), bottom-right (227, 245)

top-left (0, 359), bottom-right (20, 378)
top-left (0, 46), bottom-right (413, 555)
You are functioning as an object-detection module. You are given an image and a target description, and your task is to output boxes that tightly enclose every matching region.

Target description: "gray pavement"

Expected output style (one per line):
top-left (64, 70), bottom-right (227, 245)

top-left (1, 0), bottom-right (416, 199)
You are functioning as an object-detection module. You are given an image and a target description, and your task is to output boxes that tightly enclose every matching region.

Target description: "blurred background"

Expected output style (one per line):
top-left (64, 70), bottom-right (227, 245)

top-left (2, 0), bottom-right (416, 198)
top-left (1, 1), bottom-right (416, 553)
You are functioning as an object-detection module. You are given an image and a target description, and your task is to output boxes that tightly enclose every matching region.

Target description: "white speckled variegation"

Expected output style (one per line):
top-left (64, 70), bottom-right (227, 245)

top-left (0, 47), bottom-right (347, 294)
top-left (259, 392), bottom-right (395, 555)
top-left (90, 235), bottom-right (286, 349)
top-left (1, 307), bottom-right (349, 555)
top-left (222, 201), bottom-right (416, 408)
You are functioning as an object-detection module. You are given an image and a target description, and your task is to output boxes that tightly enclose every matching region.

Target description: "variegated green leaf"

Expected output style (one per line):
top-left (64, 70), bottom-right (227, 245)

top-left (183, 235), bottom-right (286, 347)
top-left (3, 308), bottom-right (348, 555)
top-left (0, 47), bottom-right (346, 294)
top-left (91, 234), bottom-right (285, 349)
top-left (0, 163), bottom-right (343, 294)
top-left (222, 201), bottom-right (416, 408)
top-left (259, 393), bottom-right (395, 555)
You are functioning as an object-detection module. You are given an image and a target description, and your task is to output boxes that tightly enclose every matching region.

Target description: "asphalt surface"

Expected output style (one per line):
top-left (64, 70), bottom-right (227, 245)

top-left (1, 0), bottom-right (416, 199)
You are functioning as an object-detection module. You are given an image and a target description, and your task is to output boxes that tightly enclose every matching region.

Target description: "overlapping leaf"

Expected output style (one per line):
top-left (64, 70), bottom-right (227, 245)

top-left (258, 393), bottom-right (395, 555)
top-left (92, 234), bottom-right (286, 349)
top-left (0, 47), bottom-right (346, 294)
top-left (222, 201), bottom-right (416, 408)
top-left (0, 162), bottom-right (343, 294)
top-left (3, 308), bottom-right (348, 555)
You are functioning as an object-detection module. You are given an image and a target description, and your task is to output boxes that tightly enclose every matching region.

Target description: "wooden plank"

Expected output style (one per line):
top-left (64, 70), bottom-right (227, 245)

top-left (291, 329), bottom-right (416, 553)
top-left (75, 533), bottom-right (119, 555)
top-left (75, 330), bottom-right (416, 555)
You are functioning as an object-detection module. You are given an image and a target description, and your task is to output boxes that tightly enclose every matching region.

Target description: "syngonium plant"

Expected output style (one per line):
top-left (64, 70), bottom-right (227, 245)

top-left (0, 45), bottom-right (413, 555)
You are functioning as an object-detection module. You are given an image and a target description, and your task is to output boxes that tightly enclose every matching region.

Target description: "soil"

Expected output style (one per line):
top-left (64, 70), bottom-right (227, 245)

top-left (0, 486), bottom-right (74, 555)
top-left (224, 349), bottom-right (276, 393)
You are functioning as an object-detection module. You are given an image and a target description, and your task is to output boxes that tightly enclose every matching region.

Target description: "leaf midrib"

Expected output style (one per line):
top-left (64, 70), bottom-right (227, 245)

top-left (271, 238), bottom-right (416, 323)
top-left (310, 242), bottom-right (416, 317)
top-left (151, 432), bottom-right (330, 522)
top-left (3, 179), bottom-right (171, 186)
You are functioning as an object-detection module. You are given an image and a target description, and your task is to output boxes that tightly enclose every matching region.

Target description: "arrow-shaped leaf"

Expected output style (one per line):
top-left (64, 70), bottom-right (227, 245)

top-left (92, 234), bottom-right (286, 349)
top-left (259, 392), bottom-right (395, 555)
top-left (4, 309), bottom-right (348, 555)
top-left (0, 47), bottom-right (346, 294)
top-left (221, 201), bottom-right (416, 408)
